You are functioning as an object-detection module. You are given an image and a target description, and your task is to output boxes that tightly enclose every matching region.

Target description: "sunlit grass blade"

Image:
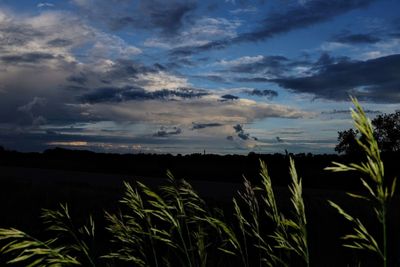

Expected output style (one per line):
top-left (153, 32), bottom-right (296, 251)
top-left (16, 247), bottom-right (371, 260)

top-left (326, 96), bottom-right (395, 267)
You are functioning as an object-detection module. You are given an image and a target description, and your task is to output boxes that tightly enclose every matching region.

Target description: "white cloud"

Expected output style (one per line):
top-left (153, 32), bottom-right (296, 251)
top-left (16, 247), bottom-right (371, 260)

top-left (217, 55), bottom-right (264, 67)
top-left (0, 10), bottom-right (140, 63)
top-left (230, 6), bottom-right (257, 14)
top-left (144, 17), bottom-right (241, 49)
top-left (82, 97), bottom-right (309, 126)
top-left (320, 41), bottom-right (349, 51)
top-left (135, 71), bottom-right (190, 91)
top-left (37, 3), bottom-right (55, 8)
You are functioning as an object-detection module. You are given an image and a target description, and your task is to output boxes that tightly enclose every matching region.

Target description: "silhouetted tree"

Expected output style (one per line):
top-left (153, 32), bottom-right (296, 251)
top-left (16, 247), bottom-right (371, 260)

top-left (373, 111), bottom-right (400, 152)
top-left (335, 129), bottom-right (361, 155)
top-left (335, 111), bottom-right (400, 154)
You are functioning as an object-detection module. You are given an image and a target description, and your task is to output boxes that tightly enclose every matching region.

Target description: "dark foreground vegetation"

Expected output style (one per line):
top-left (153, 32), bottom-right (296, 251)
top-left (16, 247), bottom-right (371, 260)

top-left (0, 99), bottom-right (400, 266)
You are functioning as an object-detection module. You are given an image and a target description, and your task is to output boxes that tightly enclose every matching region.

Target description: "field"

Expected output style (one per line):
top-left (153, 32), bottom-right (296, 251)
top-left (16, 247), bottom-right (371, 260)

top-left (0, 153), bottom-right (399, 266)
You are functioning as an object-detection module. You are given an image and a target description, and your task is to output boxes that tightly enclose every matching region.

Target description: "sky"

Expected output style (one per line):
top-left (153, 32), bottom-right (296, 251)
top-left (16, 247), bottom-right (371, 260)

top-left (0, 0), bottom-right (399, 154)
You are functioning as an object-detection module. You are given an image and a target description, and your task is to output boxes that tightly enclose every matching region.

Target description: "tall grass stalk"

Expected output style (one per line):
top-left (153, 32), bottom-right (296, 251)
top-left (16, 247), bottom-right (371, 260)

top-left (326, 97), bottom-right (396, 267)
top-left (105, 171), bottom-right (227, 267)
top-left (267, 158), bottom-right (309, 267)
top-left (0, 203), bottom-right (96, 266)
top-left (227, 158), bottom-right (309, 267)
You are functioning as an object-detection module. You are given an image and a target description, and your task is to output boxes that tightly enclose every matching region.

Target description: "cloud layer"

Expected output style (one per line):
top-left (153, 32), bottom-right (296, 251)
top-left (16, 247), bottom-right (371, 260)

top-left (0, 0), bottom-right (397, 154)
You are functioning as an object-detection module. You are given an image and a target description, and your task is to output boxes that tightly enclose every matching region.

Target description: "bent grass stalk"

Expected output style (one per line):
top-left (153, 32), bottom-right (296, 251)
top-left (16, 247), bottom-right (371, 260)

top-left (0, 203), bottom-right (96, 266)
top-left (326, 96), bottom-right (396, 267)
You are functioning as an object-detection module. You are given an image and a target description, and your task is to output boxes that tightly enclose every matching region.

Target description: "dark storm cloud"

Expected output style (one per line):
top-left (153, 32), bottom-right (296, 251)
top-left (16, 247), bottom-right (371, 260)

top-left (237, 0), bottom-right (375, 42)
top-left (17, 97), bottom-right (47, 113)
top-left (134, 0), bottom-right (196, 35)
top-left (0, 23), bottom-right (43, 47)
top-left (243, 89), bottom-right (278, 99)
top-left (332, 33), bottom-right (381, 44)
top-left (80, 59), bottom-right (162, 85)
top-left (272, 54), bottom-right (400, 103)
top-left (67, 73), bottom-right (87, 85)
top-left (235, 77), bottom-right (270, 83)
top-left (47, 38), bottom-right (73, 47)
top-left (80, 87), bottom-right (209, 103)
top-left (232, 124), bottom-right (255, 141)
top-left (220, 94), bottom-right (239, 102)
top-left (191, 122), bottom-right (223, 130)
top-left (16, 97), bottom-right (47, 126)
top-left (169, 39), bottom-right (230, 57)
top-left (73, 0), bottom-right (196, 35)
top-left (153, 127), bottom-right (182, 137)
top-left (233, 124), bottom-right (244, 133)
top-left (224, 53), bottom-right (336, 82)
top-left (315, 53), bottom-right (335, 67)
top-left (238, 132), bottom-right (250, 140)
top-left (1, 52), bottom-right (55, 64)
top-left (227, 56), bottom-right (288, 75)
top-left (192, 74), bottom-right (228, 83)
top-left (170, 0), bottom-right (375, 56)
top-left (106, 59), bottom-right (155, 79)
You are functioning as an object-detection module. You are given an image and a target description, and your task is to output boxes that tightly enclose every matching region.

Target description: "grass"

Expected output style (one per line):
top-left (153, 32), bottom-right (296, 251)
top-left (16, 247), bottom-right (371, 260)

top-left (0, 204), bottom-right (95, 266)
top-left (325, 97), bottom-right (397, 267)
top-left (0, 97), bottom-right (396, 266)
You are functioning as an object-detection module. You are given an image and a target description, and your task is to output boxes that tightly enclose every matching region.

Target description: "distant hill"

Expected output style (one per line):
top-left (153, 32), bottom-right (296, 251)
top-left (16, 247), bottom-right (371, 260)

top-left (1, 146), bottom-right (400, 191)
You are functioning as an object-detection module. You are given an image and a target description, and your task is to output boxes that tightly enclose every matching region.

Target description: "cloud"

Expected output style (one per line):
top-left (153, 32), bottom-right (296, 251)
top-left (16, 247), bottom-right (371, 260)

top-left (72, 0), bottom-right (196, 35)
top-left (47, 141), bottom-right (87, 146)
top-left (17, 97), bottom-right (47, 126)
top-left (332, 32), bottom-right (381, 44)
top-left (80, 87), bottom-right (209, 103)
top-left (219, 94), bottom-right (239, 102)
top-left (1, 52), bottom-right (55, 64)
top-left (47, 38), bottom-right (73, 47)
top-left (0, 10), bottom-right (143, 127)
top-left (67, 73), bottom-right (87, 85)
top-left (153, 126), bottom-right (183, 137)
top-left (236, 0), bottom-right (375, 42)
top-left (37, 2), bottom-right (54, 8)
top-left (235, 77), bottom-right (270, 83)
top-left (170, 0), bottom-right (376, 56)
top-left (231, 123), bottom-right (261, 141)
top-left (192, 123), bottom-right (223, 130)
top-left (0, 5), bottom-right (317, 153)
top-left (218, 55), bottom-right (288, 76)
top-left (191, 74), bottom-right (228, 83)
top-left (230, 6), bottom-right (258, 14)
top-left (149, 16), bottom-right (241, 70)
top-left (0, 9), bottom-right (309, 128)
top-left (272, 54), bottom-right (400, 103)
top-left (0, 9), bottom-right (140, 63)
top-left (17, 97), bottom-right (47, 113)
top-left (233, 124), bottom-right (244, 133)
top-left (238, 131), bottom-right (250, 140)
top-left (243, 89), bottom-right (278, 99)
top-left (82, 97), bottom-right (309, 126)
top-left (232, 124), bottom-right (248, 140)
